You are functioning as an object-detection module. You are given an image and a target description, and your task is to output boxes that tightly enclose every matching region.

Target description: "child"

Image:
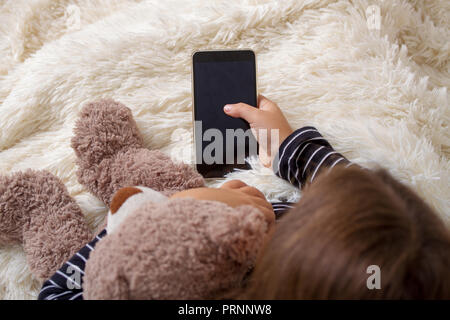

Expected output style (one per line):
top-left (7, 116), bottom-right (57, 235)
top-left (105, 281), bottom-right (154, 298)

top-left (39, 96), bottom-right (450, 299)
top-left (240, 164), bottom-right (450, 299)
top-left (225, 96), bottom-right (450, 299)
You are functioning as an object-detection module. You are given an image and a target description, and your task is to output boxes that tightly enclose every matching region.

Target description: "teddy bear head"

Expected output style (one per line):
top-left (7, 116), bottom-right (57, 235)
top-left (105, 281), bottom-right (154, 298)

top-left (83, 186), bottom-right (269, 299)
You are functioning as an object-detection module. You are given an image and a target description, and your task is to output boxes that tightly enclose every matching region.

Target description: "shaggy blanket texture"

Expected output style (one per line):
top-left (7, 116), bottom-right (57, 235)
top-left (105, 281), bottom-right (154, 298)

top-left (0, 0), bottom-right (448, 299)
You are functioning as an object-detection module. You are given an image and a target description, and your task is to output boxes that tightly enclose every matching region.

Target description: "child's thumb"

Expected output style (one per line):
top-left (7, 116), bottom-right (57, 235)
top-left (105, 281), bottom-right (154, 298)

top-left (223, 103), bottom-right (259, 123)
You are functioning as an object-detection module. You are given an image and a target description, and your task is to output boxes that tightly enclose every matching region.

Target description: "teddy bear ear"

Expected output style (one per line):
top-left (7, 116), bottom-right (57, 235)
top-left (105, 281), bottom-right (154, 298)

top-left (107, 186), bottom-right (168, 234)
top-left (209, 205), bottom-right (269, 267)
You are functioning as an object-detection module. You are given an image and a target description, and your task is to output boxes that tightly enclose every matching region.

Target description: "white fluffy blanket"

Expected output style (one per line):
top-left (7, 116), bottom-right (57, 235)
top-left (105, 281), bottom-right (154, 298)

top-left (0, 0), bottom-right (448, 299)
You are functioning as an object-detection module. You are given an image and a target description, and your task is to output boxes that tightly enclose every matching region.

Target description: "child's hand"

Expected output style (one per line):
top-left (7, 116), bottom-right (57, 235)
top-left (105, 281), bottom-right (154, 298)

top-left (223, 95), bottom-right (293, 168)
top-left (170, 180), bottom-right (275, 226)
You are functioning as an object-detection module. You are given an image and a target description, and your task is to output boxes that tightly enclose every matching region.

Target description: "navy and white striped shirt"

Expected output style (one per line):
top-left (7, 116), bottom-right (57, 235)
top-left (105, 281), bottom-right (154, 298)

top-left (38, 229), bottom-right (107, 300)
top-left (273, 126), bottom-right (349, 188)
top-left (38, 126), bottom-right (349, 300)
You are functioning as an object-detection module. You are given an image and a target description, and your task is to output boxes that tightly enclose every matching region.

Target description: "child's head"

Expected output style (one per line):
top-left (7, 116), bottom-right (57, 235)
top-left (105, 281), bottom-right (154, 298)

top-left (242, 166), bottom-right (450, 299)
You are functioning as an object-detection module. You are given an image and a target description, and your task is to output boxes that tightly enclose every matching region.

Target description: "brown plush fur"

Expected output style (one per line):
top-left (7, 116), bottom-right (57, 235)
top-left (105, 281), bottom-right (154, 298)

top-left (1, 99), bottom-right (266, 299)
top-left (0, 170), bottom-right (92, 280)
top-left (71, 99), bottom-right (204, 206)
top-left (76, 100), bottom-right (268, 299)
top-left (84, 198), bottom-right (268, 300)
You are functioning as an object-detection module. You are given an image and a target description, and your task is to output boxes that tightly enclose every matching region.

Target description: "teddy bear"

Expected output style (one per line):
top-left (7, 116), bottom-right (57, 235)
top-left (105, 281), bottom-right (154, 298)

top-left (0, 100), bottom-right (270, 299)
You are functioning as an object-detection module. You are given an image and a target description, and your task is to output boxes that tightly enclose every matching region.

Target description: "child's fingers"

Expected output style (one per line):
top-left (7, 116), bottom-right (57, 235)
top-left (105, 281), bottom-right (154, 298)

top-left (239, 202), bottom-right (274, 225)
top-left (240, 186), bottom-right (266, 200)
top-left (257, 94), bottom-right (278, 112)
top-left (243, 192), bottom-right (273, 211)
top-left (223, 102), bottom-right (260, 123)
top-left (257, 94), bottom-right (264, 106)
top-left (257, 94), bottom-right (271, 107)
top-left (256, 205), bottom-right (275, 225)
top-left (221, 179), bottom-right (247, 189)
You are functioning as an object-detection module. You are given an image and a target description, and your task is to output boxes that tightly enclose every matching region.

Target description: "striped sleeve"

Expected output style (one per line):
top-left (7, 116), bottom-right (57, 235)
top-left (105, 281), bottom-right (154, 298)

top-left (37, 229), bottom-right (107, 300)
top-left (271, 202), bottom-right (296, 219)
top-left (273, 126), bottom-right (351, 189)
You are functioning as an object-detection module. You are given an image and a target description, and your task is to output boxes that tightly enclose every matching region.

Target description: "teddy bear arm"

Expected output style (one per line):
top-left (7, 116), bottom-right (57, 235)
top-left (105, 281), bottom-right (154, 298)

top-left (71, 100), bottom-right (204, 206)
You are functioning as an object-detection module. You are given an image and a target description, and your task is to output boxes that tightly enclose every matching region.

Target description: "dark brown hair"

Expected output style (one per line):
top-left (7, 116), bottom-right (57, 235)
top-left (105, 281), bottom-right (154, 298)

top-left (241, 166), bottom-right (450, 299)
